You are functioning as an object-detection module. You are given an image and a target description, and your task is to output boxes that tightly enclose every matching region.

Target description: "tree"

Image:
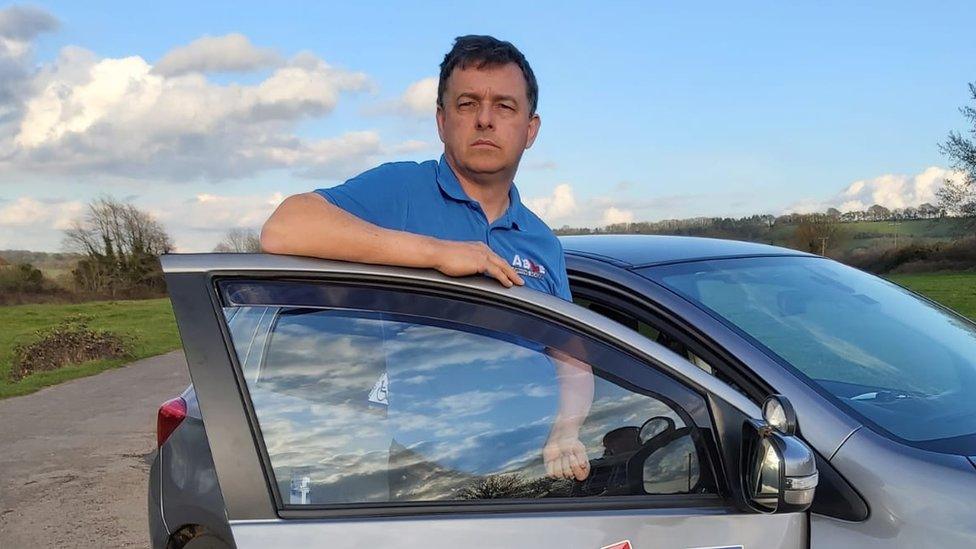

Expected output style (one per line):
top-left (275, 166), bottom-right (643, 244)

top-left (790, 214), bottom-right (847, 256)
top-left (867, 204), bottom-right (891, 221)
top-left (918, 203), bottom-right (942, 219)
top-left (213, 228), bottom-right (261, 253)
top-left (936, 178), bottom-right (976, 217)
top-left (63, 196), bottom-right (173, 295)
top-left (938, 82), bottom-right (976, 217)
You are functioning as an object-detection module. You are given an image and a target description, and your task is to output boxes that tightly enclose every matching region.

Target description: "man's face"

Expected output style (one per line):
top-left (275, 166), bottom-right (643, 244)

top-left (436, 62), bottom-right (540, 178)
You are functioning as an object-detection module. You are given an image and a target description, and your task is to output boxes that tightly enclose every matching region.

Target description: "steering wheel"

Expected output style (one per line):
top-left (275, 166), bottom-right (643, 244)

top-left (570, 416), bottom-right (681, 497)
top-left (626, 421), bottom-right (693, 495)
top-left (639, 416), bottom-right (676, 444)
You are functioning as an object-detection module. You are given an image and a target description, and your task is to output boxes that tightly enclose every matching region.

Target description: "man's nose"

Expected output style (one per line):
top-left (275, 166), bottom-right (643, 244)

top-left (475, 102), bottom-right (494, 130)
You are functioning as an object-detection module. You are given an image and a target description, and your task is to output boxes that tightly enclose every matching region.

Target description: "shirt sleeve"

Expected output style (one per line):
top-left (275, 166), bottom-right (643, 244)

top-left (314, 162), bottom-right (412, 231)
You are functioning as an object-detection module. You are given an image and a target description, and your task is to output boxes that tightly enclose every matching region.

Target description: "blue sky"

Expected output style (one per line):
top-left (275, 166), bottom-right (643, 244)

top-left (1, 1), bottom-right (974, 251)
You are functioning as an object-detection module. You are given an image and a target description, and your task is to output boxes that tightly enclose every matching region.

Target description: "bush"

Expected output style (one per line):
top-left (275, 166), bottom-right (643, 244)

top-left (11, 314), bottom-right (129, 381)
top-left (0, 263), bottom-right (45, 293)
top-left (0, 263), bottom-right (78, 305)
top-left (844, 237), bottom-right (976, 274)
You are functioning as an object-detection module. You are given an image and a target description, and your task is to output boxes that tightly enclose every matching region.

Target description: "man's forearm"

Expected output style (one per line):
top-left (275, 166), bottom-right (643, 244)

top-left (261, 192), bottom-right (442, 269)
top-left (551, 354), bottom-right (595, 436)
top-left (262, 192), bottom-right (524, 287)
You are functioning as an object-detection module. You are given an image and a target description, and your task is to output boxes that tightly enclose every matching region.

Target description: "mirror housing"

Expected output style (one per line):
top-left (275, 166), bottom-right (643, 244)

top-left (742, 395), bottom-right (818, 513)
top-left (762, 394), bottom-right (798, 435)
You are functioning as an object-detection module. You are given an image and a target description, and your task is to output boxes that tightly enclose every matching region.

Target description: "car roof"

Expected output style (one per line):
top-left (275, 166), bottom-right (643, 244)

top-left (559, 234), bottom-right (813, 268)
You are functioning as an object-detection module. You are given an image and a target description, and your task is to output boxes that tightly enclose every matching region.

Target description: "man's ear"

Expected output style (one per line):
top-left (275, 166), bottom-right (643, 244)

top-left (436, 105), bottom-right (446, 144)
top-left (525, 113), bottom-right (541, 149)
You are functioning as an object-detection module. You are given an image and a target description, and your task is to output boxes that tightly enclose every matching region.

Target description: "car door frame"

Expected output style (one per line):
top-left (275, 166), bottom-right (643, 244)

top-left (163, 253), bottom-right (789, 524)
top-left (565, 253), bottom-right (870, 521)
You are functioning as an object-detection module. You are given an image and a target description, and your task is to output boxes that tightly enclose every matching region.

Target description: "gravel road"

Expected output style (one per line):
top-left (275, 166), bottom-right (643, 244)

top-left (0, 351), bottom-right (190, 548)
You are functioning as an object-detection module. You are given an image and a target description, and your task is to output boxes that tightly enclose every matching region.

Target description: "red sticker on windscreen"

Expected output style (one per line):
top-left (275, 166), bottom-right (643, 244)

top-left (600, 541), bottom-right (632, 549)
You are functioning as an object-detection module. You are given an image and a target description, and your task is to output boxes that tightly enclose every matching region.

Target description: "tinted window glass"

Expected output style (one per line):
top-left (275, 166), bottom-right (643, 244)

top-left (643, 256), bottom-right (976, 444)
top-left (223, 306), bottom-right (714, 506)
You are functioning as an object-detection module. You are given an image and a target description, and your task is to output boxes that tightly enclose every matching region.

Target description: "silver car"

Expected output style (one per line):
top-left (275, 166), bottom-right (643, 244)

top-left (149, 235), bottom-right (976, 548)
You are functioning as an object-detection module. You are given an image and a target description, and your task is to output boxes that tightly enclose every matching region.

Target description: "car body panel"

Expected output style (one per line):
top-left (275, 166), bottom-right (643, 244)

top-left (228, 511), bottom-right (806, 549)
top-left (811, 426), bottom-right (976, 547)
top-left (561, 234), bottom-right (813, 268)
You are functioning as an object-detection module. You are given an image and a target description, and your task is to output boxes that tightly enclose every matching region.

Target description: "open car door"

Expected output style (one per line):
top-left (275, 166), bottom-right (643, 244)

top-left (163, 253), bottom-right (816, 549)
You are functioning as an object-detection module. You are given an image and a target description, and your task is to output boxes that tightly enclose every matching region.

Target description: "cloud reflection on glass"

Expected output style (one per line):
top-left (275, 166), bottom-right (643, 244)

top-left (225, 307), bottom-right (708, 504)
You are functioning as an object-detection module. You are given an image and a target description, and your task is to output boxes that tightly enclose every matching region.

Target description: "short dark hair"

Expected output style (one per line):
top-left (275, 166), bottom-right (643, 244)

top-left (438, 35), bottom-right (539, 115)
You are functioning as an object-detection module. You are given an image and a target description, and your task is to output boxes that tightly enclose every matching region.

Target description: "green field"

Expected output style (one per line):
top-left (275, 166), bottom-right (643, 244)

top-left (764, 218), bottom-right (974, 254)
top-left (0, 298), bottom-right (180, 399)
top-left (888, 273), bottom-right (976, 321)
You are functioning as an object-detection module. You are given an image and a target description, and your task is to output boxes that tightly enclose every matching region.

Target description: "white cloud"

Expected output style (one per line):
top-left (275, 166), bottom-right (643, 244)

top-left (525, 183), bottom-right (578, 223)
top-left (398, 76), bottom-right (438, 118)
top-left (152, 33), bottom-right (282, 76)
top-left (0, 6), bottom-right (58, 142)
top-left (785, 166), bottom-right (965, 214)
top-left (0, 196), bottom-right (83, 230)
top-left (158, 191), bottom-right (285, 230)
top-left (146, 191), bottom-right (286, 251)
top-left (601, 206), bottom-right (635, 225)
top-left (0, 28), bottom-right (384, 181)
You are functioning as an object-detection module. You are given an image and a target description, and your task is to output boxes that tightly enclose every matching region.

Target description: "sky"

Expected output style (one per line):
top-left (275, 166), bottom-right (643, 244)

top-left (0, 1), bottom-right (974, 252)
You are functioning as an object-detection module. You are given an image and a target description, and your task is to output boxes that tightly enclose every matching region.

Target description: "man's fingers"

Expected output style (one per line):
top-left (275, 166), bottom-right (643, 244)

top-left (561, 455), bottom-right (574, 479)
top-left (489, 251), bottom-right (524, 286)
top-left (568, 452), bottom-right (588, 481)
top-left (484, 263), bottom-right (513, 287)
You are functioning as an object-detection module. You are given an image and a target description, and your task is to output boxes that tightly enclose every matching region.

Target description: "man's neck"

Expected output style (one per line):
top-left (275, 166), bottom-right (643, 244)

top-left (445, 154), bottom-right (514, 223)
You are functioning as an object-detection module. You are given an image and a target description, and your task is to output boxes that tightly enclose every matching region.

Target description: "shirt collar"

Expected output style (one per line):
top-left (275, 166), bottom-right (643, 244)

top-left (436, 154), bottom-right (526, 231)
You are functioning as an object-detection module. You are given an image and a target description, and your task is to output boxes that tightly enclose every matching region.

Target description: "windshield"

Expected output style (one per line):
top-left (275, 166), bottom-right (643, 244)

top-left (641, 256), bottom-right (976, 448)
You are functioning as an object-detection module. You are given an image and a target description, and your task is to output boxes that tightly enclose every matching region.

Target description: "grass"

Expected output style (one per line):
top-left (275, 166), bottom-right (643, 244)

top-left (887, 273), bottom-right (976, 322)
top-left (844, 218), bottom-right (974, 237)
top-left (0, 298), bottom-right (179, 399)
top-left (764, 218), bottom-right (975, 254)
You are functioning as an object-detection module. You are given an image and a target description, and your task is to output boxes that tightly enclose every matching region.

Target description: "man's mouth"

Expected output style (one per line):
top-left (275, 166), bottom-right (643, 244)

top-left (471, 139), bottom-right (499, 148)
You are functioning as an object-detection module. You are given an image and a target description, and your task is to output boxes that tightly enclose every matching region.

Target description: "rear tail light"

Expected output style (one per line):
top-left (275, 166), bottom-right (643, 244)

top-left (157, 396), bottom-right (187, 447)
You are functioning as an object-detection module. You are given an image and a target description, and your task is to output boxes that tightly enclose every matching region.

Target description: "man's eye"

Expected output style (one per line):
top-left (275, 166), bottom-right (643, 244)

top-left (499, 104), bottom-right (515, 111)
top-left (458, 101), bottom-right (475, 108)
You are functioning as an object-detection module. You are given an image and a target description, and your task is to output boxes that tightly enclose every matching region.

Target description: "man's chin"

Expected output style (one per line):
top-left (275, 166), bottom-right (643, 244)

top-left (461, 153), bottom-right (509, 175)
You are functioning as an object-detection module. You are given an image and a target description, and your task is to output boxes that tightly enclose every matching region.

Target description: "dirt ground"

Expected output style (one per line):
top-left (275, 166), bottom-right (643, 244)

top-left (0, 351), bottom-right (189, 548)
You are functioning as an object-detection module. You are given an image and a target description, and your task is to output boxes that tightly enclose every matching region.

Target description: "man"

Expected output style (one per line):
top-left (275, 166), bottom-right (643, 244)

top-left (262, 35), bottom-right (591, 482)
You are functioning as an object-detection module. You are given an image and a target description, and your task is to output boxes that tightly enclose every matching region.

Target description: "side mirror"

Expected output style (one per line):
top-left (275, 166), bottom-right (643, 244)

top-left (742, 395), bottom-right (818, 513)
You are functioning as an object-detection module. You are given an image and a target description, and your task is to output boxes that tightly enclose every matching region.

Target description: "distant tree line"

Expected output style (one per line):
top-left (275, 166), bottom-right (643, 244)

top-left (555, 202), bottom-right (955, 239)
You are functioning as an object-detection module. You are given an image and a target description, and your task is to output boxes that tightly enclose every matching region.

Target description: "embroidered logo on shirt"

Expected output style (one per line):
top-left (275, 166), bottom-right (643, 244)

top-left (511, 254), bottom-right (547, 279)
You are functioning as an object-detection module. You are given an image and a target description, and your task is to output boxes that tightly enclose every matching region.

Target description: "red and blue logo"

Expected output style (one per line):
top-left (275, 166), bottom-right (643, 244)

top-left (511, 254), bottom-right (547, 279)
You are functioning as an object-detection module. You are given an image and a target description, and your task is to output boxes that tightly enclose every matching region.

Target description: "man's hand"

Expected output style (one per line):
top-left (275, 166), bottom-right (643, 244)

top-left (543, 433), bottom-right (590, 481)
top-left (432, 240), bottom-right (525, 288)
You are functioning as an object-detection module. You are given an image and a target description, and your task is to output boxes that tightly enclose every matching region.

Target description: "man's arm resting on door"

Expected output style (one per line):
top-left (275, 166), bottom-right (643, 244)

top-left (261, 192), bottom-right (525, 287)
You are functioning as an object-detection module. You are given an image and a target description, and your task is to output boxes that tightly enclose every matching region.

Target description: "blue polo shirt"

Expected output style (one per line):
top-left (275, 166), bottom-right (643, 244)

top-left (314, 155), bottom-right (571, 300)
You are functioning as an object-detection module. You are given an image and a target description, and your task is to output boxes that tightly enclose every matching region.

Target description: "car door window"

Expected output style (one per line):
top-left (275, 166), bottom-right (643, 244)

top-left (219, 281), bottom-right (719, 508)
top-left (575, 296), bottom-right (716, 376)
